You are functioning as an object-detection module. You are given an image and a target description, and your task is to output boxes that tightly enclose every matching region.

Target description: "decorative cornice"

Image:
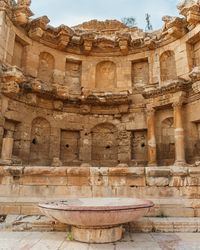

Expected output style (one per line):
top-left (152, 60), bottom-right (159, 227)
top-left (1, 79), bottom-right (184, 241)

top-left (81, 91), bottom-right (132, 106)
top-left (162, 16), bottom-right (188, 39)
top-left (2, 1), bottom-right (199, 55)
top-left (142, 80), bottom-right (191, 99)
top-left (177, 1), bottom-right (200, 25)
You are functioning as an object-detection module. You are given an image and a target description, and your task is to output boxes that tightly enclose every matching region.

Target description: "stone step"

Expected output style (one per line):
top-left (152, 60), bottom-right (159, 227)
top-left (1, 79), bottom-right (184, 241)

top-left (0, 215), bottom-right (200, 233)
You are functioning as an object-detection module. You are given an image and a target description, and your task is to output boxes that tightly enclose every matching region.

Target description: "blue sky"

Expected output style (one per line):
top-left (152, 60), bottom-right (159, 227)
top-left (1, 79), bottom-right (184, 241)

top-left (30, 0), bottom-right (180, 30)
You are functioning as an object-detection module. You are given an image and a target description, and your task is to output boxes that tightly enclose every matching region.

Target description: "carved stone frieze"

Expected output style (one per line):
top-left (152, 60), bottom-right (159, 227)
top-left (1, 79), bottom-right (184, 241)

top-left (0, 65), bottom-right (25, 97)
top-left (189, 66), bottom-right (200, 81)
top-left (28, 16), bottom-right (50, 39)
top-left (56, 25), bottom-right (73, 49)
top-left (143, 80), bottom-right (190, 99)
top-left (162, 16), bottom-right (188, 38)
top-left (177, 0), bottom-right (200, 25)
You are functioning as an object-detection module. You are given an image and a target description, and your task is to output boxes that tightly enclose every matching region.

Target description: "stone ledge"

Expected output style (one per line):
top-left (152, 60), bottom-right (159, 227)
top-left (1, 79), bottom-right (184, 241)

top-left (131, 217), bottom-right (200, 233)
top-left (1, 215), bottom-right (200, 233)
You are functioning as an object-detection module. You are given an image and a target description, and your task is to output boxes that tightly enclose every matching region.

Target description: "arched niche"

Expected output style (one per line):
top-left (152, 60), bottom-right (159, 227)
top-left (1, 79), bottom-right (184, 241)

top-left (29, 117), bottom-right (51, 166)
top-left (160, 50), bottom-right (177, 83)
top-left (95, 61), bottom-right (116, 89)
top-left (159, 117), bottom-right (175, 165)
top-left (91, 123), bottom-right (118, 161)
top-left (38, 52), bottom-right (55, 83)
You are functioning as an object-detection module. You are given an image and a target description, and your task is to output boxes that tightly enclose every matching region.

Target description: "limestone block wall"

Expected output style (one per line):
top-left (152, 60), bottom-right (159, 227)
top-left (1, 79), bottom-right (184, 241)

top-left (1, 1), bottom-right (200, 222)
top-left (1, 92), bottom-right (200, 166)
top-left (0, 165), bottom-right (200, 218)
top-left (2, 96), bottom-right (145, 166)
top-left (0, 11), bottom-right (15, 64)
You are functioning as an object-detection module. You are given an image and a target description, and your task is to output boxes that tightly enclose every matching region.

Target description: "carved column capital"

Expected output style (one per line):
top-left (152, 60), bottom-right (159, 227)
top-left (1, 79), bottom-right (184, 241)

top-left (172, 99), bottom-right (183, 108)
top-left (146, 107), bottom-right (156, 116)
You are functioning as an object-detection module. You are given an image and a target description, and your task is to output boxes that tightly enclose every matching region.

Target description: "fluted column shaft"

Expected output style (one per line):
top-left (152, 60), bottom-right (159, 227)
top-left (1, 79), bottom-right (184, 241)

top-left (147, 108), bottom-right (157, 166)
top-left (173, 101), bottom-right (186, 165)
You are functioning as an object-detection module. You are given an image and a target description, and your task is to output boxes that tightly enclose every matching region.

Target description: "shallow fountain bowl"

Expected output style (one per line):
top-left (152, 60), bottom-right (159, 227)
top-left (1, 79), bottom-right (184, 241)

top-left (39, 197), bottom-right (154, 243)
top-left (39, 197), bottom-right (154, 227)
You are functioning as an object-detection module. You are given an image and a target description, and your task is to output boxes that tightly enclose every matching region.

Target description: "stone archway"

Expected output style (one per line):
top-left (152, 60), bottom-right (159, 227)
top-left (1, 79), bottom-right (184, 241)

top-left (91, 123), bottom-right (118, 161)
top-left (29, 117), bottom-right (51, 166)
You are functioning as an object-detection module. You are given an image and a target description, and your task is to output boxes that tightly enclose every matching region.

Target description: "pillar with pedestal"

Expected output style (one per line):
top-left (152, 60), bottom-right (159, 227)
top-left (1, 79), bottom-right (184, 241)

top-left (173, 101), bottom-right (186, 166)
top-left (147, 107), bottom-right (157, 166)
top-left (1, 130), bottom-right (14, 164)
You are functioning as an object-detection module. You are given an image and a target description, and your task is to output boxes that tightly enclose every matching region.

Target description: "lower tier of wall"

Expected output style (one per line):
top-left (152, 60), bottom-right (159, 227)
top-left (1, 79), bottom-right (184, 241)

top-left (0, 165), bottom-right (200, 218)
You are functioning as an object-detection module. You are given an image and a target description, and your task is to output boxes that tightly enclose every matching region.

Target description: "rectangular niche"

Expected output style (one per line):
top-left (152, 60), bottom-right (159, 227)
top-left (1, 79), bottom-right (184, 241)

top-left (131, 130), bottom-right (148, 161)
top-left (65, 59), bottom-right (82, 95)
top-left (60, 130), bottom-right (80, 163)
top-left (3, 119), bottom-right (21, 160)
top-left (193, 122), bottom-right (200, 161)
top-left (12, 37), bottom-right (26, 69)
top-left (193, 40), bottom-right (200, 67)
top-left (132, 59), bottom-right (149, 88)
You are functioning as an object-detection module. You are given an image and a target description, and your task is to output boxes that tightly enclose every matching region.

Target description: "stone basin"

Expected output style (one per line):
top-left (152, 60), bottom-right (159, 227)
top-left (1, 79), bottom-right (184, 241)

top-left (39, 197), bottom-right (154, 243)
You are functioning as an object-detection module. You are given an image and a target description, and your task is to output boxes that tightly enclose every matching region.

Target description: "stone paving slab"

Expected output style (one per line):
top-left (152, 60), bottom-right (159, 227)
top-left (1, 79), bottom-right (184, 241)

top-left (1, 232), bottom-right (200, 250)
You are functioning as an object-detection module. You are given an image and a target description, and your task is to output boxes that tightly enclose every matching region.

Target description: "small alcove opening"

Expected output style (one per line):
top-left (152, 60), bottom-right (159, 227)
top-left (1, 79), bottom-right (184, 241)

top-left (141, 143), bottom-right (145, 148)
top-left (13, 176), bottom-right (20, 181)
top-left (32, 138), bottom-right (37, 145)
top-left (65, 144), bottom-right (69, 148)
top-left (106, 145), bottom-right (111, 149)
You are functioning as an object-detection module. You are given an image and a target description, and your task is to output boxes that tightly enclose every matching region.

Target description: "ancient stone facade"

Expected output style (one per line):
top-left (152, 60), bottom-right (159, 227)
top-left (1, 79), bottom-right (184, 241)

top-left (1, 0), bottom-right (200, 225)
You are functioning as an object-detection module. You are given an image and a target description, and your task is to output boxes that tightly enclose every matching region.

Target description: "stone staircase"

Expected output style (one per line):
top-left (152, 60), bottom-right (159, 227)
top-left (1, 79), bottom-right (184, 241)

top-left (1, 215), bottom-right (200, 233)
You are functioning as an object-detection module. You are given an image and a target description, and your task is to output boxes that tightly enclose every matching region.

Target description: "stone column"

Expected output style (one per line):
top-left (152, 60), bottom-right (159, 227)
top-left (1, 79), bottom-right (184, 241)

top-left (173, 101), bottom-right (186, 166)
top-left (1, 130), bottom-right (14, 162)
top-left (147, 108), bottom-right (157, 166)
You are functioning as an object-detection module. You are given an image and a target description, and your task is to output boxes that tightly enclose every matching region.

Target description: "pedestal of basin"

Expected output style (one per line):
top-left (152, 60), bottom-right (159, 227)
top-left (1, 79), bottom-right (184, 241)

top-left (39, 197), bottom-right (154, 243)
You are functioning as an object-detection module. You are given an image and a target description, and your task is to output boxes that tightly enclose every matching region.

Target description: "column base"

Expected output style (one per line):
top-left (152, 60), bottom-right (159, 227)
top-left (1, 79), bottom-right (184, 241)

top-left (148, 163), bottom-right (157, 167)
top-left (0, 159), bottom-right (12, 165)
top-left (174, 161), bottom-right (187, 167)
top-left (71, 225), bottom-right (123, 243)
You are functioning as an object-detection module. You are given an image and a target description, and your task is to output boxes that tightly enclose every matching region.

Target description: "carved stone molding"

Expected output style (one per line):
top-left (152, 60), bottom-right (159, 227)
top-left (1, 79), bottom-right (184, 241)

top-left (28, 16), bottom-right (50, 39)
top-left (162, 16), bottom-right (188, 39)
top-left (177, 0), bottom-right (200, 25)
top-left (143, 80), bottom-right (190, 99)
top-left (189, 66), bottom-right (200, 82)
top-left (146, 107), bottom-right (156, 116)
top-left (192, 81), bottom-right (200, 93)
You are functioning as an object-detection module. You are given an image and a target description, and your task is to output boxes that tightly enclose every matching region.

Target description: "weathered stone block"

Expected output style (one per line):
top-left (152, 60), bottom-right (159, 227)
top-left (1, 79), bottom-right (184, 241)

top-left (146, 177), bottom-right (169, 187)
top-left (171, 166), bottom-right (188, 176)
top-left (127, 177), bottom-right (146, 187)
top-left (169, 176), bottom-right (185, 187)
top-left (146, 167), bottom-right (171, 177)
top-left (67, 176), bottom-right (90, 186)
top-left (109, 176), bottom-right (127, 187)
top-left (108, 168), bottom-right (128, 176)
top-left (67, 167), bottom-right (90, 177)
